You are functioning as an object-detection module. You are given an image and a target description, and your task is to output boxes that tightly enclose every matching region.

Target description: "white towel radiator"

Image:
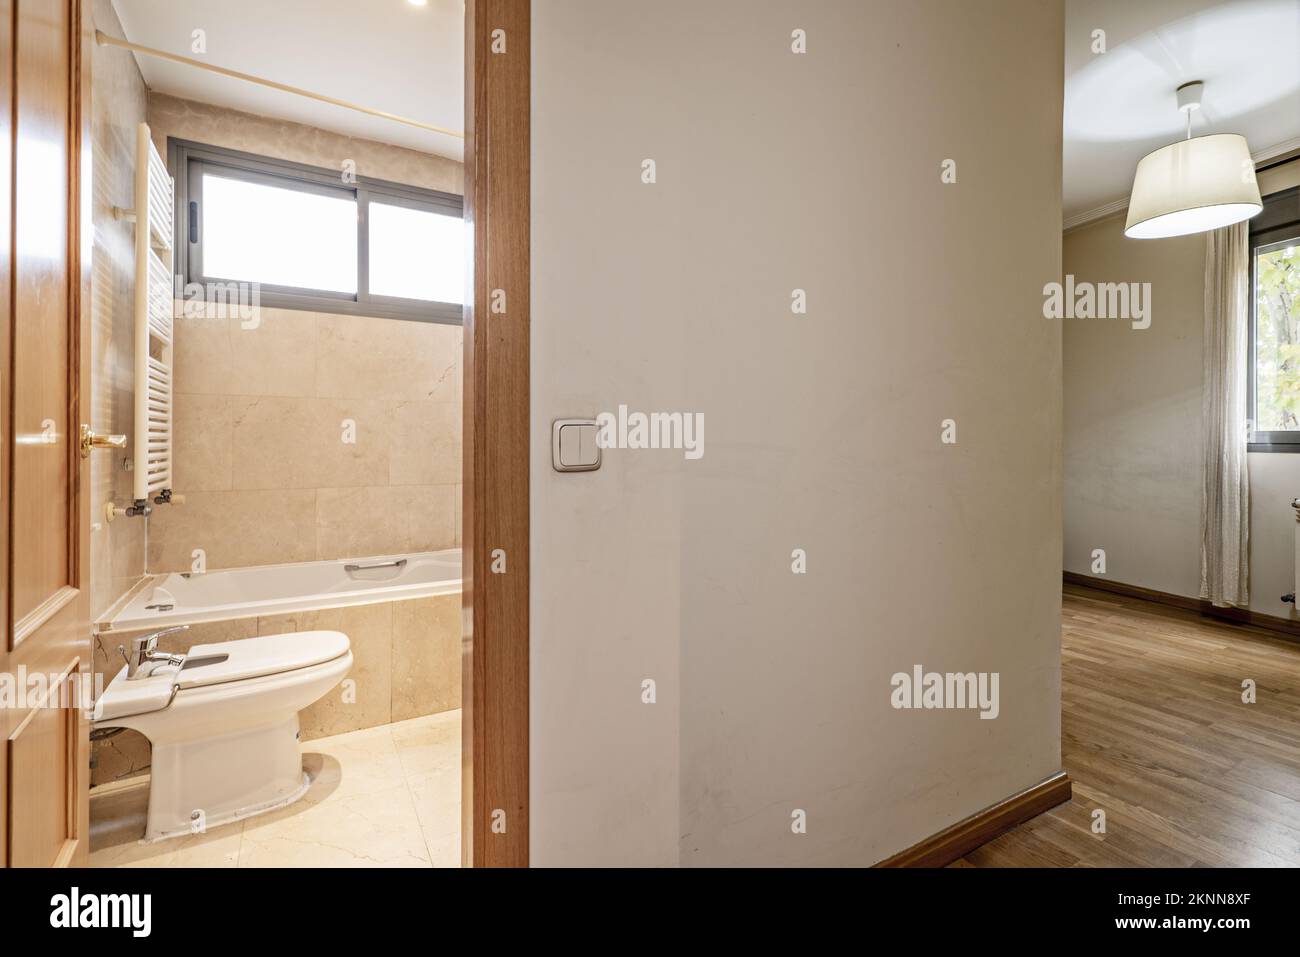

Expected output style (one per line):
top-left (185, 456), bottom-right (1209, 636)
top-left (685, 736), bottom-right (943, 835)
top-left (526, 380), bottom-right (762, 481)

top-left (132, 122), bottom-right (175, 513)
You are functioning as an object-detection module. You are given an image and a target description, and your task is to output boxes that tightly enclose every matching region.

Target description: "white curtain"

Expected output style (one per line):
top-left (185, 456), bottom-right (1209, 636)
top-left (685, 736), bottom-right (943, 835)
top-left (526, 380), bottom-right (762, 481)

top-left (1200, 221), bottom-right (1250, 608)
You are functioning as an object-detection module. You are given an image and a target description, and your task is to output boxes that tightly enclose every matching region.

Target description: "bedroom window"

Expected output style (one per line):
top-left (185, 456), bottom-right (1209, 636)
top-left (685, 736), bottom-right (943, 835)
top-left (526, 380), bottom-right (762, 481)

top-left (1248, 185), bottom-right (1300, 450)
top-left (172, 139), bottom-right (464, 324)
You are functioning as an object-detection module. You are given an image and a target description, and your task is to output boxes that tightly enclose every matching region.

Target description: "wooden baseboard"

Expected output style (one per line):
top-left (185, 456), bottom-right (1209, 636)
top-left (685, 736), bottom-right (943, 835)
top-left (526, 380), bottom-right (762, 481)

top-left (876, 771), bottom-right (1071, 867)
top-left (1063, 571), bottom-right (1300, 643)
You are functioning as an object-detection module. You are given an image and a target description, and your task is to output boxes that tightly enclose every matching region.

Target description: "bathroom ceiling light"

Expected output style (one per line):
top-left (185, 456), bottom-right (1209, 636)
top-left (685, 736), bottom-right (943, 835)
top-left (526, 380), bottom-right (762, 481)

top-left (1125, 81), bottom-right (1262, 240)
top-left (407, 0), bottom-right (428, 6)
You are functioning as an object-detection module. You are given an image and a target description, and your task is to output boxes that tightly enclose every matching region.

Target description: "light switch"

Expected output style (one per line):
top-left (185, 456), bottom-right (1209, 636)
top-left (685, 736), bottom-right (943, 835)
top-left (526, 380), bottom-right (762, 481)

top-left (552, 418), bottom-right (601, 472)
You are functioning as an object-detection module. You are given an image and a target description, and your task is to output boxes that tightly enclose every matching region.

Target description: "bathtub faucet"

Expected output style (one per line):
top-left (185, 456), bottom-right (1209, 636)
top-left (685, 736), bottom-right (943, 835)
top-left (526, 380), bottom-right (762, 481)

top-left (121, 626), bottom-right (190, 680)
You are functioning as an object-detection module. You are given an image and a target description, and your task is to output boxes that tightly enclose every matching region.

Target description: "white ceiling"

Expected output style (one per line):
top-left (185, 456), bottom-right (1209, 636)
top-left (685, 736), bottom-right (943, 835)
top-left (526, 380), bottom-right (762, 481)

top-left (108, 0), bottom-right (1300, 210)
top-left (111, 0), bottom-right (464, 160)
top-left (1065, 0), bottom-right (1300, 219)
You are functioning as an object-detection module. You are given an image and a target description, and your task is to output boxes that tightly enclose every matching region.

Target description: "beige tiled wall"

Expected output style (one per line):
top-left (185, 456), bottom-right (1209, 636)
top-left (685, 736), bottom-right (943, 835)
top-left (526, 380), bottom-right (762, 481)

top-left (148, 307), bottom-right (462, 572)
top-left (140, 94), bottom-right (465, 573)
top-left (90, 594), bottom-right (461, 787)
top-left (148, 310), bottom-right (462, 572)
top-left (88, 0), bottom-right (147, 618)
top-left (147, 92), bottom-right (463, 195)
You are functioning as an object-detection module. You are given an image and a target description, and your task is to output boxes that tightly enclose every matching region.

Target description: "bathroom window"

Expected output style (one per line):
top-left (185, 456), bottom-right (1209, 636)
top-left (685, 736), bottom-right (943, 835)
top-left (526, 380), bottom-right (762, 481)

top-left (172, 140), bottom-right (463, 324)
top-left (1248, 185), bottom-right (1300, 450)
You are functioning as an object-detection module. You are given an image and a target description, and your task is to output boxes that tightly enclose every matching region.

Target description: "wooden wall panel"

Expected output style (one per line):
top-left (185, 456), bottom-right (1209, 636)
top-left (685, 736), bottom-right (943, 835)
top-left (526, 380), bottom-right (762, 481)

top-left (11, 0), bottom-right (73, 629)
top-left (2, 0), bottom-right (93, 868)
top-left (6, 660), bottom-right (80, 867)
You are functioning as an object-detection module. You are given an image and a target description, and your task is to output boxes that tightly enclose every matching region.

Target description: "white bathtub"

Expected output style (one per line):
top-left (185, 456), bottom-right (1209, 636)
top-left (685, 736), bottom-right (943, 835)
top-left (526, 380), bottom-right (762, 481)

top-left (96, 549), bottom-right (462, 633)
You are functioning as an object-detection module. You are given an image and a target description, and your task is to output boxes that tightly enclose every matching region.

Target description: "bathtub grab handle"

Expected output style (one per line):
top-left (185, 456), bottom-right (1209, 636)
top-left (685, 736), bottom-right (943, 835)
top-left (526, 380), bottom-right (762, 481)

top-left (344, 558), bottom-right (408, 573)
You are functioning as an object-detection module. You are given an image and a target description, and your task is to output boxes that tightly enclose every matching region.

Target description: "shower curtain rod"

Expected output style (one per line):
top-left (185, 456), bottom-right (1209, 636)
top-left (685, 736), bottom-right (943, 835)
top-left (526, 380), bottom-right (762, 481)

top-left (94, 31), bottom-right (464, 139)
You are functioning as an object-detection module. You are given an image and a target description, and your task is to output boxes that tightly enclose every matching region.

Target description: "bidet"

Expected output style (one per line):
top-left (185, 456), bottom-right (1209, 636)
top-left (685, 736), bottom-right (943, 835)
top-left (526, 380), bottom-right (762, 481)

top-left (93, 630), bottom-right (352, 841)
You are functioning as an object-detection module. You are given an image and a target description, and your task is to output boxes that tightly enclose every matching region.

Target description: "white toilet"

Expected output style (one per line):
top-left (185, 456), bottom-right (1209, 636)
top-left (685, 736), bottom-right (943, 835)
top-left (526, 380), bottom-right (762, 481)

top-left (93, 629), bottom-right (352, 842)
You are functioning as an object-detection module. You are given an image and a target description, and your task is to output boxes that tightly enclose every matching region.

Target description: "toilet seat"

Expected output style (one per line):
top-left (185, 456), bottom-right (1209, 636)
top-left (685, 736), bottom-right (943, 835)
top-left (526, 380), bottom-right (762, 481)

top-left (176, 630), bottom-right (350, 690)
top-left (95, 630), bottom-right (349, 722)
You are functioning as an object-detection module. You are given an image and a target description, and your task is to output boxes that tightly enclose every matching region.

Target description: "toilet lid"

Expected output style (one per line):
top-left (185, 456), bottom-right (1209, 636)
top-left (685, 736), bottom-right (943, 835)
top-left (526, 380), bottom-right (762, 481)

top-left (177, 630), bottom-right (350, 689)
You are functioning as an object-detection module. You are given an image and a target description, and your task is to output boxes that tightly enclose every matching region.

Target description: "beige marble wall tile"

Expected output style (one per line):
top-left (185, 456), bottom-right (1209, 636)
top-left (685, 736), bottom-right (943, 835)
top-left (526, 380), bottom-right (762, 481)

top-left (314, 487), bottom-right (392, 559)
top-left (147, 489), bottom-right (317, 572)
top-left (148, 92), bottom-right (463, 195)
top-left (389, 401), bottom-right (460, 486)
top-left (172, 313), bottom-right (233, 396)
top-left (259, 601), bottom-right (393, 737)
top-left (316, 485), bottom-right (455, 560)
top-left (393, 485), bottom-right (457, 553)
top-left (173, 393), bottom-right (233, 491)
top-left (231, 396), bottom-right (390, 490)
top-left (105, 460), bottom-right (144, 612)
top-left (89, 0), bottom-right (147, 621)
top-left (431, 322), bottom-right (462, 405)
top-left (90, 731), bottom-right (152, 790)
top-left (227, 310), bottom-right (317, 396)
top-left (391, 594), bottom-right (461, 722)
top-left (316, 314), bottom-right (457, 402)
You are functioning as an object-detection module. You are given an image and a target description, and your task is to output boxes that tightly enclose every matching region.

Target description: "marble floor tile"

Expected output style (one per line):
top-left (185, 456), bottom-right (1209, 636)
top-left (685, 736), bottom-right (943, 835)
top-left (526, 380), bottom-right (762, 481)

top-left (391, 709), bottom-right (461, 777)
top-left (300, 723), bottom-right (408, 803)
top-left (89, 710), bottom-right (462, 869)
top-left (90, 815), bottom-right (245, 868)
top-left (237, 783), bottom-right (431, 868)
top-left (407, 766), bottom-right (460, 867)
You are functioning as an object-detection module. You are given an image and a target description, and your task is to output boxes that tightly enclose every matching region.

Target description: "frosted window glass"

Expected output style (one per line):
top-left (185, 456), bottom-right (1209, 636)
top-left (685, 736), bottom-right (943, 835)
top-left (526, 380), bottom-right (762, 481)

top-left (368, 202), bottom-right (464, 303)
top-left (202, 173), bottom-right (357, 294)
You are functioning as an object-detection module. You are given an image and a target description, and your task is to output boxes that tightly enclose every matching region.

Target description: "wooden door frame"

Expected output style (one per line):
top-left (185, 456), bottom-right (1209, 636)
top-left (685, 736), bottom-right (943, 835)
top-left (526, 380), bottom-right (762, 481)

top-left (461, 0), bottom-right (530, 867)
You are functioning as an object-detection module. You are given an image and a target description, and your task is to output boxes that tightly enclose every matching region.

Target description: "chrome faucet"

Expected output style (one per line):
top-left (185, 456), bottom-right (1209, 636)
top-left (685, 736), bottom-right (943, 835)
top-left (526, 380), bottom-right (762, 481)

top-left (119, 625), bottom-right (189, 680)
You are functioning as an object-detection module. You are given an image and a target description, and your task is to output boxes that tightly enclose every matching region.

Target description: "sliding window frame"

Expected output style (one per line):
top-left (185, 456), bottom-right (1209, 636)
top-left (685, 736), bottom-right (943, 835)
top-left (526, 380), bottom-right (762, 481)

top-left (170, 139), bottom-right (464, 325)
top-left (1247, 185), bottom-right (1300, 452)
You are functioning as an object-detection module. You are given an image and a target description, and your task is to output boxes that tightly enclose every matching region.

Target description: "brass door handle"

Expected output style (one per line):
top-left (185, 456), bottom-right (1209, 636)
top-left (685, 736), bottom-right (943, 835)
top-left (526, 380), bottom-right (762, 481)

top-left (80, 424), bottom-right (126, 458)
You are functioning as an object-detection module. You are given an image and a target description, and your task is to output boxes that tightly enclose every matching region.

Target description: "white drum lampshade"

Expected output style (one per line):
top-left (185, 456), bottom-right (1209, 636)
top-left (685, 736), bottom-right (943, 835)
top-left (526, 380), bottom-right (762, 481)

top-left (1125, 133), bottom-right (1262, 239)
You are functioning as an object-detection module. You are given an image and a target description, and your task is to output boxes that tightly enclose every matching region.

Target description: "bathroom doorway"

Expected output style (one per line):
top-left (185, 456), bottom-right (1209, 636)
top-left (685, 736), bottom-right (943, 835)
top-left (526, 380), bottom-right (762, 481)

top-left (0, 0), bottom-right (534, 871)
top-left (82, 0), bottom-right (471, 867)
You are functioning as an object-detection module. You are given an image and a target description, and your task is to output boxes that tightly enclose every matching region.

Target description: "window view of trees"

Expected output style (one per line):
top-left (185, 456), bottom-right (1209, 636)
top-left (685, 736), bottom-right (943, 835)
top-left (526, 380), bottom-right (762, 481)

top-left (1255, 241), bottom-right (1300, 431)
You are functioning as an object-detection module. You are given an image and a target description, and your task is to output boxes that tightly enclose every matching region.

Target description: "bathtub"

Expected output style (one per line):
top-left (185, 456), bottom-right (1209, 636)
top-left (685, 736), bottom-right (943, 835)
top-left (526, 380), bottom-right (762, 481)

top-left (96, 548), bottom-right (462, 633)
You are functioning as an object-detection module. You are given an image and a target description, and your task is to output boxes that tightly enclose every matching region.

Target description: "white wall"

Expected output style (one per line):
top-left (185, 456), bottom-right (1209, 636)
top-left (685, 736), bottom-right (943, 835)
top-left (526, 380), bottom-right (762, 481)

top-left (1063, 158), bottom-right (1300, 618)
top-left (1062, 218), bottom-right (1205, 596)
top-left (532, 0), bottom-right (1065, 866)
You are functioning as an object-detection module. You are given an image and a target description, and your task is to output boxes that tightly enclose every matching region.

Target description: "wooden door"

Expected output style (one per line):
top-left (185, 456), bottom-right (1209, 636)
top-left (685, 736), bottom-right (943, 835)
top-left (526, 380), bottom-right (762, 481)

top-left (0, 0), bottom-right (92, 868)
